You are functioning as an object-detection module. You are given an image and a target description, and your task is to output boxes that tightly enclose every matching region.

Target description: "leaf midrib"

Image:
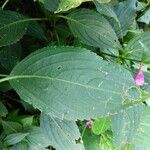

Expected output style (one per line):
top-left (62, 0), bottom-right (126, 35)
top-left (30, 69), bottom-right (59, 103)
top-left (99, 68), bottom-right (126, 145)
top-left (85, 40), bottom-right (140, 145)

top-left (0, 75), bottom-right (121, 94)
top-left (0, 18), bottom-right (48, 31)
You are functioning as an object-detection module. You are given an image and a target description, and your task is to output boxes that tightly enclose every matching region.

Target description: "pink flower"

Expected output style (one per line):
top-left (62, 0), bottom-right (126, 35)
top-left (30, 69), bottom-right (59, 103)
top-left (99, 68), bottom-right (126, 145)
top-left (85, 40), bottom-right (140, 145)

top-left (134, 64), bottom-right (145, 86)
top-left (86, 120), bottom-right (93, 128)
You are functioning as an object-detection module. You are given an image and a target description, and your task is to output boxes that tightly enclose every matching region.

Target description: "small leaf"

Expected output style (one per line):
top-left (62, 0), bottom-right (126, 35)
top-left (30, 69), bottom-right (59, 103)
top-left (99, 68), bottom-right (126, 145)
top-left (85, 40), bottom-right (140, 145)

top-left (67, 9), bottom-right (121, 50)
top-left (0, 102), bottom-right (8, 117)
top-left (55, 0), bottom-right (91, 13)
top-left (0, 10), bottom-right (29, 47)
top-left (20, 116), bottom-right (33, 128)
top-left (4, 133), bottom-right (29, 146)
top-left (40, 113), bottom-right (84, 150)
top-left (40, 0), bottom-right (60, 12)
top-left (0, 43), bottom-right (22, 71)
top-left (125, 31), bottom-right (150, 63)
top-left (2, 121), bottom-right (22, 135)
top-left (138, 9), bottom-right (150, 25)
top-left (92, 117), bottom-right (110, 135)
top-left (27, 21), bottom-right (48, 42)
top-left (82, 128), bottom-right (100, 150)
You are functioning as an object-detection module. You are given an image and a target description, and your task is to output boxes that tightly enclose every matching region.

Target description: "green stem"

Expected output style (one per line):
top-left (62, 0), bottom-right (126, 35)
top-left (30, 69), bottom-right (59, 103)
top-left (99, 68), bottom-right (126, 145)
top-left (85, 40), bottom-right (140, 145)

top-left (123, 93), bottom-right (150, 109)
top-left (1, 0), bottom-right (9, 9)
top-left (99, 51), bottom-right (150, 64)
top-left (81, 126), bottom-right (87, 138)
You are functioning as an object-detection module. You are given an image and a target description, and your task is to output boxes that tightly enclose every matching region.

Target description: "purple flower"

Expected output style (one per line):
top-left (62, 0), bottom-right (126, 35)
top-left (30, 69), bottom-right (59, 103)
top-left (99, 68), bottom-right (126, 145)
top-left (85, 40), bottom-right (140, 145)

top-left (134, 65), bottom-right (145, 86)
top-left (86, 120), bottom-right (93, 128)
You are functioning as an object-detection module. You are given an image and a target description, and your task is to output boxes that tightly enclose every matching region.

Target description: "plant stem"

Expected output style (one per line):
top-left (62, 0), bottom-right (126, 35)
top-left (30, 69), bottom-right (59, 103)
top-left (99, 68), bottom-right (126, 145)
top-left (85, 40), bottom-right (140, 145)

top-left (99, 51), bottom-right (150, 64)
top-left (1, 0), bottom-right (9, 9)
top-left (81, 126), bottom-right (87, 138)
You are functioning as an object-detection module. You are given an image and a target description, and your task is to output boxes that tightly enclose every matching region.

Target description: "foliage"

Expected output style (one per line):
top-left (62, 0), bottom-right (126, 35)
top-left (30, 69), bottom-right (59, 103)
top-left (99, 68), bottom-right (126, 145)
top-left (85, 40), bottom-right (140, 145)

top-left (0, 0), bottom-right (150, 150)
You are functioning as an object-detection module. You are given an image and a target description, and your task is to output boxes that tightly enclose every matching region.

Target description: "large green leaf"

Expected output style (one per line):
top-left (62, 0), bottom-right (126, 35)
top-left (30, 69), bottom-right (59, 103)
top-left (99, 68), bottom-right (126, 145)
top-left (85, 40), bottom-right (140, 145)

top-left (9, 46), bottom-right (138, 120)
top-left (0, 10), bottom-right (29, 47)
top-left (125, 31), bottom-right (150, 63)
top-left (133, 106), bottom-right (150, 147)
top-left (67, 9), bottom-right (121, 50)
top-left (40, 113), bottom-right (84, 150)
top-left (55, 0), bottom-right (91, 13)
top-left (111, 105), bottom-right (142, 147)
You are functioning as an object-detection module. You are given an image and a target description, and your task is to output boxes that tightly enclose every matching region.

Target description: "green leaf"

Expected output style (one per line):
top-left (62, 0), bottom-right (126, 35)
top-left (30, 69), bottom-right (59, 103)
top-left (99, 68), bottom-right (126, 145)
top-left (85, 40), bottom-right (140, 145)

top-left (40, 0), bottom-right (60, 12)
top-left (94, 1), bottom-right (120, 26)
top-left (125, 31), bottom-right (150, 63)
top-left (112, 0), bottom-right (137, 38)
top-left (0, 81), bottom-right (11, 92)
top-left (9, 46), bottom-right (138, 120)
top-left (138, 9), bottom-right (150, 25)
top-left (55, 24), bottom-right (71, 39)
top-left (0, 43), bottom-right (22, 71)
top-left (92, 117), bottom-right (110, 135)
top-left (0, 10), bottom-right (29, 47)
top-left (135, 146), bottom-right (150, 150)
top-left (27, 21), bottom-right (48, 42)
top-left (40, 113), bottom-right (84, 150)
top-left (67, 9), bottom-right (121, 50)
top-left (55, 0), bottom-right (91, 13)
top-left (96, 0), bottom-right (111, 3)
top-left (11, 141), bottom-right (28, 150)
top-left (0, 102), bottom-right (8, 117)
top-left (111, 105), bottom-right (142, 147)
top-left (2, 121), bottom-right (22, 135)
top-left (133, 106), bottom-right (150, 147)
top-left (143, 71), bottom-right (150, 96)
top-left (99, 131), bottom-right (115, 150)
top-left (4, 133), bottom-right (29, 146)
top-left (20, 116), bottom-right (33, 128)
top-left (26, 127), bottom-right (50, 150)
top-left (82, 128), bottom-right (100, 150)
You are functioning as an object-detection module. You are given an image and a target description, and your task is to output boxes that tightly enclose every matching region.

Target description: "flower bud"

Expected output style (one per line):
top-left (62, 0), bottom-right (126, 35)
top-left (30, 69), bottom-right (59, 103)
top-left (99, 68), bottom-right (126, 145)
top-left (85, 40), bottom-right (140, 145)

top-left (134, 65), bottom-right (145, 86)
top-left (86, 120), bottom-right (93, 128)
